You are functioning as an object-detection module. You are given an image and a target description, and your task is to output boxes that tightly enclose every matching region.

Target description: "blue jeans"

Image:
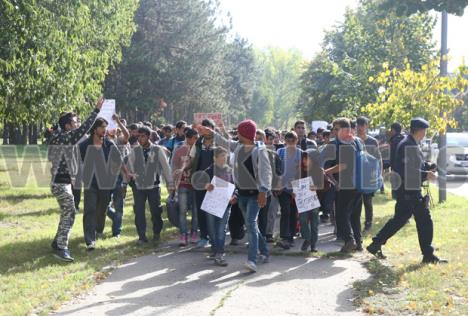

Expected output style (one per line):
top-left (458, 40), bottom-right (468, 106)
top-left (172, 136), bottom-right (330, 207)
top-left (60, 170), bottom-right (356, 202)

top-left (178, 187), bottom-right (198, 235)
top-left (299, 208), bottom-right (320, 247)
top-left (107, 176), bottom-right (125, 236)
top-left (206, 206), bottom-right (231, 254)
top-left (237, 195), bottom-right (269, 263)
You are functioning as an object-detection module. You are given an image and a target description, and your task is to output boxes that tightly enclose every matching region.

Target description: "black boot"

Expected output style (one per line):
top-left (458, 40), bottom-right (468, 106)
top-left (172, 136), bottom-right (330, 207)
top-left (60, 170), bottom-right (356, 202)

top-left (422, 254), bottom-right (448, 264)
top-left (366, 242), bottom-right (386, 259)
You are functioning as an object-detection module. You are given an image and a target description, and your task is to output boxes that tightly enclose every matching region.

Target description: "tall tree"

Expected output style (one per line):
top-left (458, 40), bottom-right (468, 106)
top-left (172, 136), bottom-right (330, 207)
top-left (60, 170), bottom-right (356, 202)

top-left (250, 47), bottom-right (306, 129)
top-left (298, 0), bottom-right (436, 122)
top-left (363, 60), bottom-right (468, 134)
top-left (104, 0), bottom-right (230, 123)
top-left (379, 0), bottom-right (468, 16)
top-left (0, 0), bottom-right (138, 143)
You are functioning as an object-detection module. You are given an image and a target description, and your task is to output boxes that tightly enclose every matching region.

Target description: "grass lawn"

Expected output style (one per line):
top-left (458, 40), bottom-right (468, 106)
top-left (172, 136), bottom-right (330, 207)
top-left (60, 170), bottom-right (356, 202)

top-left (355, 188), bottom-right (468, 315)
top-left (0, 146), bottom-right (176, 316)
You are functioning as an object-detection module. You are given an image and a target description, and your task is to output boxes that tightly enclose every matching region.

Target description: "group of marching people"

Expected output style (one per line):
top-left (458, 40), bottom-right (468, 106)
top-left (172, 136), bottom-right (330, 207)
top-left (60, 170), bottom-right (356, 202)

top-left (47, 96), bottom-right (446, 271)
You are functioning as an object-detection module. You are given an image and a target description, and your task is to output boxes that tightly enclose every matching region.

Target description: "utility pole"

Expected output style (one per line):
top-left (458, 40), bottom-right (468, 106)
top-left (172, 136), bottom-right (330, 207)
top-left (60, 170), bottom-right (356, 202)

top-left (438, 10), bottom-right (448, 203)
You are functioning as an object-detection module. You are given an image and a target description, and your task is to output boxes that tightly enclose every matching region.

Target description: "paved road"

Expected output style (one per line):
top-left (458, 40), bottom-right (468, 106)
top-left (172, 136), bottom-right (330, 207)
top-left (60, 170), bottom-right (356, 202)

top-left (55, 224), bottom-right (370, 316)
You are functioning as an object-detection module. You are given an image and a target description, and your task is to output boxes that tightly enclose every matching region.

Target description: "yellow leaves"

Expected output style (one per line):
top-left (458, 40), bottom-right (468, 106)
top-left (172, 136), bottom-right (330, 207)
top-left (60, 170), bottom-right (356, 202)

top-left (382, 62), bottom-right (389, 70)
top-left (407, 301), bottom-right (417, 310)
top-left (368, 289), bottom-right (375, 296)
top-left (368, 76), bottom-right (374, 83)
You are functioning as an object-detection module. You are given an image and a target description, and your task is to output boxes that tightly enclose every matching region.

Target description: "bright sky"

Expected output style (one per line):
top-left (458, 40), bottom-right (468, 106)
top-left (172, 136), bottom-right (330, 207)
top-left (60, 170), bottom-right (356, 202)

top-left (219, 0), bottom-right (468, 71)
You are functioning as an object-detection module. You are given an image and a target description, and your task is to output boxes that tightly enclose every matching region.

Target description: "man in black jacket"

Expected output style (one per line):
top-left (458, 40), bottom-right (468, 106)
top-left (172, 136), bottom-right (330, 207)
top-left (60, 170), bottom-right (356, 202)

top-left (48, 97), bottom-right (103, 262)
top-left (367, 118), bottom-right (447, 264)
top-left (389, 122), bottom-right (405, 199)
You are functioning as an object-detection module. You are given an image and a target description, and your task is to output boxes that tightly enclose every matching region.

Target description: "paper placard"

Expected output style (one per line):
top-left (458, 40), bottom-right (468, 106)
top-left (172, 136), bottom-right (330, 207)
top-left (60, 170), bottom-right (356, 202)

top-left (201, 176), bottom-right (235, 218)
top-left (291, 177), bottom-right (321, 213)
top-left (194, 113), bottom-right (223, 127)
top-left (98, 99), bottom-right (117, 130)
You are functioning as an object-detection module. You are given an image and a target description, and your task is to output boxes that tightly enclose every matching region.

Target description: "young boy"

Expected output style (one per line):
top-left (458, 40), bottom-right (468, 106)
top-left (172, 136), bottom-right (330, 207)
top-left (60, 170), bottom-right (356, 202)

top-left (204, 147), bottom-right (237, 266)
top-left (299, 150), bottom-right (330, 252)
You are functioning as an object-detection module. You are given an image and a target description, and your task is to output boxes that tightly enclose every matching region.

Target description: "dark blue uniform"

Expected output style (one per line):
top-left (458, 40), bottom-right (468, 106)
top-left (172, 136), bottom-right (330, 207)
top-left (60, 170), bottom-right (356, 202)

top-left (372, 133), bottom-right (434, 257)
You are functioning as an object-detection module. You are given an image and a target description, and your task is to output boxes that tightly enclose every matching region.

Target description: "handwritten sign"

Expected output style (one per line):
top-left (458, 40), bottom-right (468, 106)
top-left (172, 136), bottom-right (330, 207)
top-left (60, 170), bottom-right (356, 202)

top-left (201, 176), bottom-right (235, 218)
top-left (291, 177), bottom-right (321, 213)
top-left (98, 99), bottom-right (117, 130)
top-left (193, 113), bottom-right (224, 127)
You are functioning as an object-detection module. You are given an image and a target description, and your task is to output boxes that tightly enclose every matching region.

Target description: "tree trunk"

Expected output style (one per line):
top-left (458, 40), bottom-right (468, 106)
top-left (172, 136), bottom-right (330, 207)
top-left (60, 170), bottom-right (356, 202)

top-left (21, 124), bottom-right (28, 145)
top-left (2, 121), bottom-right (9, 145)
top-left (29, 124), bottom-right (38, 144)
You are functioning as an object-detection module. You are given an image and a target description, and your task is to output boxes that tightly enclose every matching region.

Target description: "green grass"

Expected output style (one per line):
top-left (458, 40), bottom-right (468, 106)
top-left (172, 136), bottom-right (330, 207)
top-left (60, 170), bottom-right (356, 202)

top-left (0, 146), bottom-right (176, 316)
top-left (354, 188), bottom-right (468, 315)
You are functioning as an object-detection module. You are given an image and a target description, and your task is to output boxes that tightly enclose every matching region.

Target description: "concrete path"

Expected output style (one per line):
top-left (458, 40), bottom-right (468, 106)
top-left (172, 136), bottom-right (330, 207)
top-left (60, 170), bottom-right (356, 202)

top-left (55, 223), bottom-right (370, 316)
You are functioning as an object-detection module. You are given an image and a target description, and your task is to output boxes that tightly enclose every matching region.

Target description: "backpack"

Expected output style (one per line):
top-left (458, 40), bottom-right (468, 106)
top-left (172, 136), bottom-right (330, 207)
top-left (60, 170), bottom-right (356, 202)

top-left (334, 138), bottom-right (382, 194)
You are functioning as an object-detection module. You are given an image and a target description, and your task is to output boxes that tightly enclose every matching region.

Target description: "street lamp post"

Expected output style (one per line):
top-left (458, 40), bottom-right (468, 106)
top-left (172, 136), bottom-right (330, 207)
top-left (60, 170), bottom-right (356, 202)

top-left (438, 10), bottom-right (448, 203)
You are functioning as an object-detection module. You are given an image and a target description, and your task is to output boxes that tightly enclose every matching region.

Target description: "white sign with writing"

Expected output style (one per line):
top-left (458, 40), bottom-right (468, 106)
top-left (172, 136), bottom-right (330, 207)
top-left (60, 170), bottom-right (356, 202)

top-left (291, 177), bottom-right (321, 213)
top-left (201, 176), bottom-right (235, 218)
top-left (98, 99), bottom-right (117, 130)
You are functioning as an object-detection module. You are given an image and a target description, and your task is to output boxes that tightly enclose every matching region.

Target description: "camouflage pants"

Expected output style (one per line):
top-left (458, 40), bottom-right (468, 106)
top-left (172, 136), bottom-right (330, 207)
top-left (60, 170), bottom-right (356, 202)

top-left (51, 183), bottom-right (77, 250)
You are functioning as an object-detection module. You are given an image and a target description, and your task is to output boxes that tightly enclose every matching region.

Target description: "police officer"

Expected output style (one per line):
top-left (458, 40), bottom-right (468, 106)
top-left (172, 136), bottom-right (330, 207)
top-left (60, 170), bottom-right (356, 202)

top-left (367, 118), bottom-right (447, 264)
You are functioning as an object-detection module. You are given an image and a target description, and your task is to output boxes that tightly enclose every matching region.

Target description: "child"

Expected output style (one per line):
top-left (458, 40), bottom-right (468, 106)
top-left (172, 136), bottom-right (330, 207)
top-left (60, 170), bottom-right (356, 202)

top-left (204, 147), bottom-right (237, 267)
top-left (299, 150), bottom-right (330, 252)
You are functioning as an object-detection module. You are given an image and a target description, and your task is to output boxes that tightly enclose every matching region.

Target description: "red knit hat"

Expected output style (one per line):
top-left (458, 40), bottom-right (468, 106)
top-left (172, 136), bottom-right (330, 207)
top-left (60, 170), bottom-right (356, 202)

top-left (237, 120), bottom-right (257, 141)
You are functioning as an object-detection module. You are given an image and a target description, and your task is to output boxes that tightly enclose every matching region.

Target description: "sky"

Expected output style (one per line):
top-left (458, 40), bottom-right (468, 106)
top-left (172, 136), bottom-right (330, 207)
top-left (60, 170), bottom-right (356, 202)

top-left (219, 0), bottom-right (468, 71)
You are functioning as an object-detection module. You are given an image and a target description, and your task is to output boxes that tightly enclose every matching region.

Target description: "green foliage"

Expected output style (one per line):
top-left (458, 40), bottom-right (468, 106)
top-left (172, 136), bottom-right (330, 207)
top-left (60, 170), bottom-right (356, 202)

top-left (0, 0), bottom-right (138, 125)
top-left (299, 0), bottom-right (436, 122)
top-left (363, 59), bottom-right (468, 134)
top-left (379, 0), bottom-right (468, 16)
top-left (104, 0), bottom-right (236, 123)
top-left (250, 47), bottom-right (306, 129)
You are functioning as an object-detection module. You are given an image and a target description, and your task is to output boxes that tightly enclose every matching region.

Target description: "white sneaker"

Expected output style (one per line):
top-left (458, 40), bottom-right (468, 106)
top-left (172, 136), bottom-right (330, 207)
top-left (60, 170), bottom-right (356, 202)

top-left (244, 260), bottom-right (257, 272)
top-left (86, 242), bottom-right (96, 251)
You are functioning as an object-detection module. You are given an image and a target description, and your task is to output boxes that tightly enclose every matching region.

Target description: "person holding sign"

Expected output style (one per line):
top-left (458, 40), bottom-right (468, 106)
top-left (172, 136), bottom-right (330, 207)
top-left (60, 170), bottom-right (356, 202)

top-left (203, 147), bottom-right (237, 267)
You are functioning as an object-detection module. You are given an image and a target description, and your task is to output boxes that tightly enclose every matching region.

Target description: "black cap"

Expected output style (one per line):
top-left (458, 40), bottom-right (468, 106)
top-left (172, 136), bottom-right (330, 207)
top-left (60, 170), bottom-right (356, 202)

top-left (410, 117), bottom-right (429, 129)
top-left (390, 122), bottom-right (402, 134)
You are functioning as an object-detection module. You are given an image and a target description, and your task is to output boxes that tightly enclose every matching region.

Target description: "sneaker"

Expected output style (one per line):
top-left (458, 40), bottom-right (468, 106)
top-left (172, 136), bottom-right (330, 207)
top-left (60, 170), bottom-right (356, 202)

top-left (276, 240), bottom-right (290, 250)
top-left (258, 254), bottom-right (270, 264)
top-left (196, 238), bottom-right (208, 248)
top-left (137, 238), bottom-right (149, 246)
top-left (96, 233), bottom-right (104, 240)
top-left (190, 232), bottom-right (198, 244)
top-left (355, 243), bottom-right (364, 252)
top-left (112, 234), bottom-right (121, 239)
top-left (266, 236), bottom-right (275, 243)
top-left (53, 249), bottom-right (74, 262)
top-left (320, 214), bottom-right (330, 222)
top-left (179, 234), bottom-right (188, 247)
top-left (207, 252), bottom-right (216, 260)
top-left (422, 255), bottom-right (448, 264)
top-left (366, 242), bottom-right (386, 259)
top-left (301, 240), bottom-right (311, 252)
top-left (340, 240), bottom-right (357, 253)
top-left (311, 247), bottom-right (318, 253)
top-left (244, 260), bottom-right (257, 273)
top-left (214, 255), bottom-right (228, 267)
top-left (230, 238), bottom-right (240, 246)
top-left (51, 240), bottom-right (59, 251)
top-left (86, 242), bottom-right (96, 251)
top-left (153, 234), bottom-right (161, 243)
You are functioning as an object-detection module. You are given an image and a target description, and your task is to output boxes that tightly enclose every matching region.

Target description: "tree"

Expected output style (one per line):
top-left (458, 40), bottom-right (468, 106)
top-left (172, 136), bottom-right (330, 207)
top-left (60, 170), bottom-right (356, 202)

top-left (104, 0), bottom-right (231, 124)
top-left (363, 59), bottom-right (468, 135)
top-left (298, 0), bottom-right (436, 122)
top-left (222, 37), bottom-right (257, 125)
top-left (379, 0), bottom-right (468, 16)
top-left (250, 47), bottom-right (306, 129)
top-left (0, 0), bottom-right (138, 144)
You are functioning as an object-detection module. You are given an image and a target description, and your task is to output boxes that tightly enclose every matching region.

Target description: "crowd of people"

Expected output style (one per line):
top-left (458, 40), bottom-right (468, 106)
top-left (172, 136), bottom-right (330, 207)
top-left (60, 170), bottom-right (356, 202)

top-left (46, 97), bottom-right (446, 272)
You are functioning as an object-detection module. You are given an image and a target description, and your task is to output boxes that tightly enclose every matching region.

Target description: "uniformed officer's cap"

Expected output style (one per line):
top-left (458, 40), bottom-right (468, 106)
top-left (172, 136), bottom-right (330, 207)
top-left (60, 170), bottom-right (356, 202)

top-left (410, 117), bottom-right (430, 129)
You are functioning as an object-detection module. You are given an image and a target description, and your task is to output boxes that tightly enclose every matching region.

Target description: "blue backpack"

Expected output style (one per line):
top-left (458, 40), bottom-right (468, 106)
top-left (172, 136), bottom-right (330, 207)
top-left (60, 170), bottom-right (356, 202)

top-left (335, 139), bottom-right (382, 194)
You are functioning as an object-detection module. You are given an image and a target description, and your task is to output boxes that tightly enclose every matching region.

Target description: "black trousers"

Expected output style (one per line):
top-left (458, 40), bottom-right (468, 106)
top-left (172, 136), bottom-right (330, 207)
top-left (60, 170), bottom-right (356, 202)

top-left (72, 185), bottom-right (81, 210)
top-left (258, 195), bottom-right (271, 237)
top-left (362, 193), bottom-right (374, 226)
top-left (373, 195), bottom-right (434, 256)
top-left (278, 191), bottom-right (298, 242)
top-left (83, 187), bottom-right (111, 245)
top-left (194, 190), bottom-right (209, 240)
top-left (228, 202), bottom-right (245, 240)
top-left (336, 189), bottom-right (363, 244)
top-left (132, 186), bottom-right (163, 240)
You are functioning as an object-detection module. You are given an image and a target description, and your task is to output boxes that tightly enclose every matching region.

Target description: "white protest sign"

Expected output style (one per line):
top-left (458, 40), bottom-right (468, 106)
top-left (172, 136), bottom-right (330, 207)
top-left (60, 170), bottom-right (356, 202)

top-left (291, 177), bottom-right (321, 213)
top-left (98, 99), bottom-right (117, 130)
top-left (201, 176), bottom-right (235, 218)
